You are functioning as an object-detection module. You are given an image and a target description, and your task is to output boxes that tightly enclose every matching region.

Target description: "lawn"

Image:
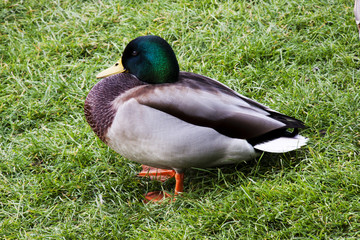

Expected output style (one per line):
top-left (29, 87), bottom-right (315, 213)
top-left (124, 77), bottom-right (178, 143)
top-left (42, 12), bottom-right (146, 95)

top-left (1, 0), bottom-right (359, 238)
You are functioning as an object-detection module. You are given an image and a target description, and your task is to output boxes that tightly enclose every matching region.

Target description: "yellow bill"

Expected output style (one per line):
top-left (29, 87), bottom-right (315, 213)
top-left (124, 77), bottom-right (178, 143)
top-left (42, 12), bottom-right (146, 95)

top-left (96, 59), bottom-right (126, 79)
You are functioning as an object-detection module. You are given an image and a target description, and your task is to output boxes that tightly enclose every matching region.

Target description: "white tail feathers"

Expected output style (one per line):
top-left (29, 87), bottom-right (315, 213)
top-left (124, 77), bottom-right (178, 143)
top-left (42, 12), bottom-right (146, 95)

top-left (355, 0), bottom-right (360, 40)
top-left (254, 135), bottom-right (308, 153)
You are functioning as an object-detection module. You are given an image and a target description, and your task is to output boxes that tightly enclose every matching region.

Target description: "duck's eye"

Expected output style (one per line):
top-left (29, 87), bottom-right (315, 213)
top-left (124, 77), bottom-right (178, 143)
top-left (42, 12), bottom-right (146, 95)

top-left (115, 63), bottom-right (119, 66)
top-left (132, 50), bottom-right (138, 56)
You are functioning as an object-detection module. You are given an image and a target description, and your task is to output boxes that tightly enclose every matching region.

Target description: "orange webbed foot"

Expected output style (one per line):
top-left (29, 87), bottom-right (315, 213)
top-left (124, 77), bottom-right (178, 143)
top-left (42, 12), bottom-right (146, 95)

top-left (137, 165), bottom-right (176, 182)
top-left (143, 191), bottom-right (173, 203)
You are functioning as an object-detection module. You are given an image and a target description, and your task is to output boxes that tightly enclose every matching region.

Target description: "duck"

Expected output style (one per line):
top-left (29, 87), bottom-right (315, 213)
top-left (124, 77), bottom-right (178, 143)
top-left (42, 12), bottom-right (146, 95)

top-left (84, 35), bottom-right (308, 202)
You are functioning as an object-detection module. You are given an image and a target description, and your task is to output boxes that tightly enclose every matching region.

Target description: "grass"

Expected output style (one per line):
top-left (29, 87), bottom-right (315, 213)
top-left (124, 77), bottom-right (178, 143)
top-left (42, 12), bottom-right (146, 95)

top-left (1, 0), bottom-right (359, 238)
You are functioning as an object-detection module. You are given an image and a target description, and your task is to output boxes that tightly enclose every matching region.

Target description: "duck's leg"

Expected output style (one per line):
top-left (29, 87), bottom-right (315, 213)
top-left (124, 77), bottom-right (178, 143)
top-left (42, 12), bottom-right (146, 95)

top-left (174, 172), bottom-right (184, 194)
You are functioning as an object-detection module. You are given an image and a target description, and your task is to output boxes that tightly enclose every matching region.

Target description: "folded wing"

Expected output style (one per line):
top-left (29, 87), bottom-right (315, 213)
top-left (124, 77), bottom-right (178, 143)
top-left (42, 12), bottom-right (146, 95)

top-left (130, 72), bottom-right (305, 140)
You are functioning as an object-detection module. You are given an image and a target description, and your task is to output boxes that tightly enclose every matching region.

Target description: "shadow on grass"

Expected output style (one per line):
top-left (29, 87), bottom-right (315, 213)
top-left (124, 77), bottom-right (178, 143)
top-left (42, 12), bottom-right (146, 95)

top-left (134, 149), bottom-right (309, 200)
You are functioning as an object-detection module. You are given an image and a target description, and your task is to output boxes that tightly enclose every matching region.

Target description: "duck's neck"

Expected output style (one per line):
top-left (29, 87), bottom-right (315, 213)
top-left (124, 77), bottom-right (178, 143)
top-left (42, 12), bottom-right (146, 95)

top-left (84, 73), bottom-right (144, 142)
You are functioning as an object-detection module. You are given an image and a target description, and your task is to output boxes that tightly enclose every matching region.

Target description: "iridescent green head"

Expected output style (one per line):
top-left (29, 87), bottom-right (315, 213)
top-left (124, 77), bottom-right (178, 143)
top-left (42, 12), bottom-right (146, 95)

top-left (96, 36), bottom-right (179, 84)
top-left (122, 36), bottom-right (179, 84)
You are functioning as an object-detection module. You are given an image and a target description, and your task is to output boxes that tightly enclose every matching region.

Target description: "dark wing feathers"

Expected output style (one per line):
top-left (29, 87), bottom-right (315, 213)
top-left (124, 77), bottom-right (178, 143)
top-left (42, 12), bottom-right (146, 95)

top-left (133, 72), bottom-right (305, 140)
top-left (182, 72), bottom-right (306, 129)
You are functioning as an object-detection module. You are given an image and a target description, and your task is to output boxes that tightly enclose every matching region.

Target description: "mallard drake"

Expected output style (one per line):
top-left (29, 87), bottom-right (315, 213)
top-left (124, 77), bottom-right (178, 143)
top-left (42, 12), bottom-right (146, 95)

top-left (84, 35), bottom-right (307, 202)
